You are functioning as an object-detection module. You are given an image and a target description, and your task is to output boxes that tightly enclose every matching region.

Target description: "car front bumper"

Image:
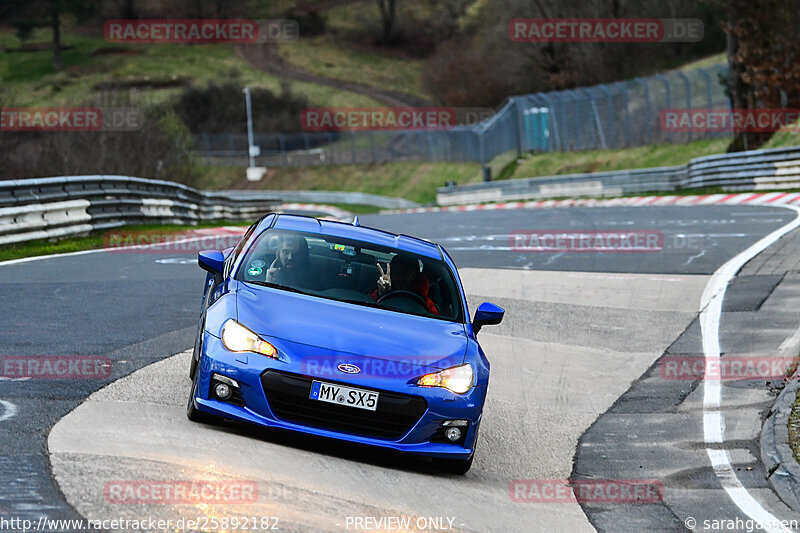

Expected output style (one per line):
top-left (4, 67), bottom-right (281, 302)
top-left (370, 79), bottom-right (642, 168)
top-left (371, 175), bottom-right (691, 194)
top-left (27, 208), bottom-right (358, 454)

top-left (192, 333), bottom-right (486, 459)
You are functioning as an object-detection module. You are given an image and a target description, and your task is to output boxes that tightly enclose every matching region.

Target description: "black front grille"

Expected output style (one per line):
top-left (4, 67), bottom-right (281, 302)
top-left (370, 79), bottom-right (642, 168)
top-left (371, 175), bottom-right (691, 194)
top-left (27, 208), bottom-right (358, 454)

top-left (261, 370), bottom-right (427, 440)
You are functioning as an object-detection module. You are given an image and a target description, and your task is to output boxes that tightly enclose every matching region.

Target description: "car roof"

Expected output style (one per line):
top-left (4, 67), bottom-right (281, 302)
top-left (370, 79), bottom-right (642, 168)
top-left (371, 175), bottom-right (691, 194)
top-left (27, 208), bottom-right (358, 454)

top-left (260, 214), bottom-right (443, 260)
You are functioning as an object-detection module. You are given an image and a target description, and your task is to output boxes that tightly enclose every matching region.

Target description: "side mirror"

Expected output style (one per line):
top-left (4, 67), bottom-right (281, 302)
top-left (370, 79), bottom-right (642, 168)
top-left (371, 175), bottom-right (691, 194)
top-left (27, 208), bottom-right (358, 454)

top-left (198, 250), bottom-right (225, 275)
top-left (473, 302), bottom-right (504, 334)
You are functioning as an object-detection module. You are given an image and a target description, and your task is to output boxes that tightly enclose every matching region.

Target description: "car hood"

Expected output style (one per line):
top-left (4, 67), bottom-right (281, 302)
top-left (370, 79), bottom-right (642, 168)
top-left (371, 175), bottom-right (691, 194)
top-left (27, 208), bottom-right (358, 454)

top-left (236, 282), bottom-right (467, 369)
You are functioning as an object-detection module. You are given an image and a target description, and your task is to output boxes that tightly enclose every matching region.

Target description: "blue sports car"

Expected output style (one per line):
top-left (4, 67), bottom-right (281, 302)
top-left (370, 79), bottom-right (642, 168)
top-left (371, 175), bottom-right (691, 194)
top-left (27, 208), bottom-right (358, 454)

top-left (187, 213), bottom-right (504, 474)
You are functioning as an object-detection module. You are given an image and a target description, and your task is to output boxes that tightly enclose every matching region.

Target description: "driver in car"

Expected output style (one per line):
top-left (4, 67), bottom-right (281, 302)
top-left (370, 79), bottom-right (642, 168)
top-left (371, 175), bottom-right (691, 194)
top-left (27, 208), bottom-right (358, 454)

top-left (265, 234), bottom-right (319, 290)
top-left (369, 253), bottom-right (439, 315)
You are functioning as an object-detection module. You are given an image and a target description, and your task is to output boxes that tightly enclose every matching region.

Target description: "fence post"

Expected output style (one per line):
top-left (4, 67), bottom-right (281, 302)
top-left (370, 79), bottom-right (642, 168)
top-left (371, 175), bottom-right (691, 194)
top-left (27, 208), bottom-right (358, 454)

top-left (478, 130), bottom-right (490, 181)
top-left (714, 64), bottom-right (732, 139)
top-left (540, 92), bottom-right (561, 151)
top-left (530, 94), bottom-right (550, 152)
top-left (634, 77), bottom-right (652, 144)
top-left (676, 71), bottom-right (692, 142)
top-left (566, 90), bottom-right (579, 149)
top-left (614, 83), bottom-right (631, 147)
top-left (513, 98), bottom-right (524, 157)
top-left (369, 132), bottom-right (375, 163)
top-left (697, 67), bottom-right (718, 139)
top-left (697, 67), bottom-right (713, 112)
top-left (598, 84), bottom-right (614, 147)
top-left (654, 74), bottom-right (672, 143)
top-left (278, 134), bottom-right (287, 166)
top-left (583, 88), bottom-right (607, 149)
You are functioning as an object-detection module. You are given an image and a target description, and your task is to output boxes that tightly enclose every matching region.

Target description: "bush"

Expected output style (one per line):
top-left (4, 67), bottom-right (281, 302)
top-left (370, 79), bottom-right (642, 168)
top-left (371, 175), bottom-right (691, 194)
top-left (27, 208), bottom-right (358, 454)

top-left (0, 100), bottom-right (203, 186)
top-left (173, 82), bottom-right (309, 135)
top-left (287, 7), bottom-right (326, 37)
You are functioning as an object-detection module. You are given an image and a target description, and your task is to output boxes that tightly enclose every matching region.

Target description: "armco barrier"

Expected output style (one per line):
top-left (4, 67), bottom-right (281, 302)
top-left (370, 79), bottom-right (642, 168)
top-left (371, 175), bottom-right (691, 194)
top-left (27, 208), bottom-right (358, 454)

top-left (220, 190), bottom-right (419, 209)
top-left (0, 175), bottom-right (280, 246)
top-left (437, 146), bottom-right (800, 205)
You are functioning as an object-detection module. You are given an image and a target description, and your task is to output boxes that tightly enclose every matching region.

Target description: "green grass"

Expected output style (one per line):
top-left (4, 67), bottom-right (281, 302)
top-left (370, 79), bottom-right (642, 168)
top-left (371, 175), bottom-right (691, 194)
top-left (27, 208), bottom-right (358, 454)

top-left (762, 128), bottom-right (800, 149)
top-left (0, 28), bottom-right (383, 108)
top-left (203, 162), bottom-right (482, 204)
top-left (790, 384), bottom-right (800, 466)
top-left (509, 125), bottom-right (800, 181)
top-left (0, 222), bottom-right (251, 262)
top-left (278, 32), bottom-right (428, 101)
top-left (509, 138), bottom-right (733, 179)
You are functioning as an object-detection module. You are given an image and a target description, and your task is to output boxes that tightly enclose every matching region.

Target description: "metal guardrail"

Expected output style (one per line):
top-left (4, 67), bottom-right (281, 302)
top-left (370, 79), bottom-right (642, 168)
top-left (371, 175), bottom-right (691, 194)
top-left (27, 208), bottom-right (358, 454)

top-left (436, 146), bottom-right (800, 205)
top-left (218, 190), bottom-right (419, 209)
top-left (0, 175), bottom-right (280, 246)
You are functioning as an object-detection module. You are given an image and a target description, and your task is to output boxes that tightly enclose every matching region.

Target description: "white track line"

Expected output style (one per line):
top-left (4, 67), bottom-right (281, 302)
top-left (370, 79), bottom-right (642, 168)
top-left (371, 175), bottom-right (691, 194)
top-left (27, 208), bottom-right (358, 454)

top-left (0, 230), bottom-right (244, 268)
top-left (700, 204), bottom-right (800, 533)
top-left (0, 400), bottom-right (17, 423)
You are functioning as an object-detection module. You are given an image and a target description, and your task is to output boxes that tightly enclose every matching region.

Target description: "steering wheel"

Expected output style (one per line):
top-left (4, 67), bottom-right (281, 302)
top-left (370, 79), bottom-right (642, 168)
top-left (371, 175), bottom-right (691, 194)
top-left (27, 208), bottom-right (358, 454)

top-left (377, 289), bottom-right (428, 310)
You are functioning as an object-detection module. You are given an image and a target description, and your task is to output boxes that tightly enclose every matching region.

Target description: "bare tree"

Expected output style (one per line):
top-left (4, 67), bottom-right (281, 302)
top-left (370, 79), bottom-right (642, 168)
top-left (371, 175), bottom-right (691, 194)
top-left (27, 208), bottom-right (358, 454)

top-left (375, 0), bottom-right (396, 42)
top-left (720, 0), bottom-right (800, 151)
top-left (0, 0), bottom-right (97, 71)
top-left (423, 0), bottom-right (723, 107)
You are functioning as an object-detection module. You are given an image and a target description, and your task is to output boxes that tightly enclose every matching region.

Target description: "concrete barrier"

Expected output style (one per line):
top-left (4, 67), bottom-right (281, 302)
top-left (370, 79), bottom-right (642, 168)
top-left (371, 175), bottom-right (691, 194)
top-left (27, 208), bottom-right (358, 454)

top-left (437, 146), bottom-right (800, 205)
top-left (0, 176), bottom-right (280, 245)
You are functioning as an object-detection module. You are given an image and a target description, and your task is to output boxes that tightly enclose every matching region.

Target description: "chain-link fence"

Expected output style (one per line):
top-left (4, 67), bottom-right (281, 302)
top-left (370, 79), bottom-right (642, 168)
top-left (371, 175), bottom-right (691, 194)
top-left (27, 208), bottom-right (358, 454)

top-left (196, 63), bottom-right (731, 178)
top-left (196, 128), bottom-right (482, 167)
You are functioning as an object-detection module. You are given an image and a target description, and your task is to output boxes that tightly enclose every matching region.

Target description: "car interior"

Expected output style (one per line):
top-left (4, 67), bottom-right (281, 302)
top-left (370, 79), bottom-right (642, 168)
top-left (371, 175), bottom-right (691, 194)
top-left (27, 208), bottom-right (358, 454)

top-left (237, 230), bottom-right (461, 321)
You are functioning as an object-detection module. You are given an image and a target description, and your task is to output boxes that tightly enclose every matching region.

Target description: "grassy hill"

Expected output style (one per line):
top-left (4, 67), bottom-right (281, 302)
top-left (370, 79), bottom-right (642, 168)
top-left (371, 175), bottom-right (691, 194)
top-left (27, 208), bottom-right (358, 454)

top-left (2, 13), bottom-right (799, 205)
top-left (0, 28), bottom-right (383, 108)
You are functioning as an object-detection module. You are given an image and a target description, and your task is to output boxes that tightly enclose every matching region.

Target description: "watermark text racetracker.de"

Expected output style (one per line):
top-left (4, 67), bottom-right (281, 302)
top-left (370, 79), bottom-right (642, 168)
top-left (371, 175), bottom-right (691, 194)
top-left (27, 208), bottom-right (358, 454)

top-left (661, 356), bottom-right (798, 381)
top-left (661, 108), bottom-right (800, 133)
top-left (1, 356), bottom-right (111, 380)
top-left (104, 19), bottom-right (298, 43)
top-left (104, 480), bottom-right (257, 504)
top-left (1, 108), bottom-right (143, 131)
top-left (300, 107), bottom-right (494, 131)
top-left (509, 18), bottom-right (703, 42)
top-left (510, 230), bottom-right (663, 253)
top-left (509, 479), bottom-right (663, 503)
top-left (103, 229), bottom-right (244, 254)
top-left (0, 515), bottom-right (279, 532)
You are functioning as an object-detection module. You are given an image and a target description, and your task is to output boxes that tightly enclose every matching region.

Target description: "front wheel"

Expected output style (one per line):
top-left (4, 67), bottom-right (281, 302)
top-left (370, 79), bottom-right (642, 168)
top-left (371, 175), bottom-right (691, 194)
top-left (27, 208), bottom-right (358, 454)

top-left (434, 455), bottom-right (473, 475)
top-left (189, 324), bottom-right (201, 380)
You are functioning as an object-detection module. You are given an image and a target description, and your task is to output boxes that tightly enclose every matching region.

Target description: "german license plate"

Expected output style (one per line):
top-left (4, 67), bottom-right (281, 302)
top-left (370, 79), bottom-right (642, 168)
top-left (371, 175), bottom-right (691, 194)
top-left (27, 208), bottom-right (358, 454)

top-left (309, 381), bottom-right (379, 411)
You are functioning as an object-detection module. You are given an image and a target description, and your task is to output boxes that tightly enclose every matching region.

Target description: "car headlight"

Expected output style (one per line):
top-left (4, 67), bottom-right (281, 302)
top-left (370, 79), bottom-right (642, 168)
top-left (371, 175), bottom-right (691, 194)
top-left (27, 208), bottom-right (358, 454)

top-left (417, 363), bottom-right (474, 394)
top-left (221, 320), bottom-right (278, 359)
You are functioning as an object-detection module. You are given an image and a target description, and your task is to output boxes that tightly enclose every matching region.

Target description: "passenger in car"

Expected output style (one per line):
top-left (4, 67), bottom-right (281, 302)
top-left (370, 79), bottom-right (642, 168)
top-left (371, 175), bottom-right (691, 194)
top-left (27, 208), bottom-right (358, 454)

top-left (368, 253), bottom-right (439, 315)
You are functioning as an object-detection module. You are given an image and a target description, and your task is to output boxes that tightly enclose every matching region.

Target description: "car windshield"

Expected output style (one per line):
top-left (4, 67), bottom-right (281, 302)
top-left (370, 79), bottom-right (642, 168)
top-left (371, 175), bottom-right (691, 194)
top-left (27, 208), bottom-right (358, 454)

top-left (235, 229), bottom-right (463, 322)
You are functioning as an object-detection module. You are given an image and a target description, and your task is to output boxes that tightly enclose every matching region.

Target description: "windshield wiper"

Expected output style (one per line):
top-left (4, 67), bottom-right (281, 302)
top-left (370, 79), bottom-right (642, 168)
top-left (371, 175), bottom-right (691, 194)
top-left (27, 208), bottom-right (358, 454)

top-left (245, 280), bottom-right (312, 296)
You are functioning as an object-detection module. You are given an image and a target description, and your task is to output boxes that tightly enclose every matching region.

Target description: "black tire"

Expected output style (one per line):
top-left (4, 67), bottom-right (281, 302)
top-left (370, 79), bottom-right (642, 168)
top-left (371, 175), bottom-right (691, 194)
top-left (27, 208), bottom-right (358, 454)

top-left (186, 366), bottom-right (218, 424)
top-left (190, 283), bottom-right (213, 380)
top-left (189, 322), bottom-right (202, 380)
top-left (434, 454), bottom-right (473, 475)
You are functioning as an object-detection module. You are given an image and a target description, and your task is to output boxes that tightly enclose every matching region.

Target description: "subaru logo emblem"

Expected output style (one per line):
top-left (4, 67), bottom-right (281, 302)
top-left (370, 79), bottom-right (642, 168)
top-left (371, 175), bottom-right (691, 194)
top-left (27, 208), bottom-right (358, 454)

top-left (337, 363), bottom-right (361, 374)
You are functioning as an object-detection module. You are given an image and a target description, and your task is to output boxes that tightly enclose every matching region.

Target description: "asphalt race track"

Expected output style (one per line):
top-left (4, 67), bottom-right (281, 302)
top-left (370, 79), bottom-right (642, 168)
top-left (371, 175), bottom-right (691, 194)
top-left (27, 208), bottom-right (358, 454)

top-left (3, 204), bottom-right (800, 532)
